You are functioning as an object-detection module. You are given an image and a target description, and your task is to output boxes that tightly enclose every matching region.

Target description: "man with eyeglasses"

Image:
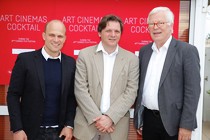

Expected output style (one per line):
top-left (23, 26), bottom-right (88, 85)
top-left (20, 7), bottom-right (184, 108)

top-left (134, 7), bottom-right (200, 140)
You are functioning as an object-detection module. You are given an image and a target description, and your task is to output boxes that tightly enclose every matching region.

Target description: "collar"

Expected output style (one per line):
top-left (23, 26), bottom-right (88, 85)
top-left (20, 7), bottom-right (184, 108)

top-left (41, 47), bottom-right (61, 62)
top-left (96, 41), bottom-right (119, 56)
top-left (152, 35), bottom-right (172, 52)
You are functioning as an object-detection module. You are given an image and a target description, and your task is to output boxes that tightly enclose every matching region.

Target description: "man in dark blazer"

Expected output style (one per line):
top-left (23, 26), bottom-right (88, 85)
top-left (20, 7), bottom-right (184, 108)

top-left (7, 20), bottom-right (76, 140)
top-left (134, 7), bottom-right (200, 140)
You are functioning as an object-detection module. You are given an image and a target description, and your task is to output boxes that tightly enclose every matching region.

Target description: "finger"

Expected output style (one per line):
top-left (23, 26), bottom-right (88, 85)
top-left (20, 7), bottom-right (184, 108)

top-left (111, 126), bottom-right (115, 130)
top-left (137, 130), bottom-right (140, 135)
top-left (178, 135), bottom-right (182, 140)
top-left (64, 136), bottom-right (71, 140)
top-left (137, 129), bottom-right (142, 135)
top-left (107, 129), bottom-right (111, 133)
top-left (101, 129), bottom-right (106, 133)
top-left (109, 128), bottom-right (114, 133)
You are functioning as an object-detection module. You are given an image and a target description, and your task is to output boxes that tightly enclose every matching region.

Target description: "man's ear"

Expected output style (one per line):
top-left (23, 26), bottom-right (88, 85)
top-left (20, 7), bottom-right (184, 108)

top-left (98, 32), bottom-right (101, 37)
top-left (42, 32), bottom-right (46, 40)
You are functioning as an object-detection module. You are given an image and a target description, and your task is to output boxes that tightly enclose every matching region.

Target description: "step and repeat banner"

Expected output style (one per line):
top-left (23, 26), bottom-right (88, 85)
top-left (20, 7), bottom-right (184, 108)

top-left (0, 0), bottom-right (180, 84)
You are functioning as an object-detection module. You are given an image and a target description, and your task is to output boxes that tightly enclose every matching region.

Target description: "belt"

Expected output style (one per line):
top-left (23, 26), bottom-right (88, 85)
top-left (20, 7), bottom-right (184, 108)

top-left (39, 126), bottom-right (59, 133)
top-left (145, 107), bottom-right (160, 117)
top-left (40, 125), bottom-right (58, 128)
top-left (40, 125), bottom-right (59, 130)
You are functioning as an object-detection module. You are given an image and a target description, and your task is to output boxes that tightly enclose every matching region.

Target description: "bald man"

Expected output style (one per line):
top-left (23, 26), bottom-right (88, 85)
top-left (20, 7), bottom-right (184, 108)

top-left (7, 20), bottom-right (76, 140)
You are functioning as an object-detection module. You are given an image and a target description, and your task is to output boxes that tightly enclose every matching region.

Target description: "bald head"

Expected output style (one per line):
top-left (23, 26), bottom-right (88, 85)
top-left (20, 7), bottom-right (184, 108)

top-left (44, 20), bottom-right (66, 34)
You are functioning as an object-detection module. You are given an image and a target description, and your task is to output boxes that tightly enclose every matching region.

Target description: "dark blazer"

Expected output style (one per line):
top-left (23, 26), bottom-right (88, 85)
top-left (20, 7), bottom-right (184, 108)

top-left (134, 37), bottom-right (201, 136)
top-left (7, 49), bottom-right (76, 139)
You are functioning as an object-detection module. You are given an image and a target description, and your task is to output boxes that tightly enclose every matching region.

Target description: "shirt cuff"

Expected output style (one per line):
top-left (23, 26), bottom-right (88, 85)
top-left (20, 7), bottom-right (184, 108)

top-left (66, 126), bottom-right (73, 129)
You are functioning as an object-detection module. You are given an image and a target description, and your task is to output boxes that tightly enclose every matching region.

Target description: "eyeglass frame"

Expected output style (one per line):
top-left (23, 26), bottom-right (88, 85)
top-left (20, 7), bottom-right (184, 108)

top-left (148, 21), bottom-right (170, 28)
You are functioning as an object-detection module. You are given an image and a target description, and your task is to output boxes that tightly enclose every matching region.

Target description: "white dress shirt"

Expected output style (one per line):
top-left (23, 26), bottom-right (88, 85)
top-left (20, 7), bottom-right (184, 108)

top-left (142, 36), bottom-right (172, 110)
top-left (96, 41), bottom-right (118, 113)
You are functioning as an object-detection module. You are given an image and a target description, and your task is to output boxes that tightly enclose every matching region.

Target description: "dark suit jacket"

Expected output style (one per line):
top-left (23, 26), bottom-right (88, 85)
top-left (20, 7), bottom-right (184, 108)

top-left (134, 37), bottom-right (201, 136)
top-left (7, 49), bottom-right (76, 139)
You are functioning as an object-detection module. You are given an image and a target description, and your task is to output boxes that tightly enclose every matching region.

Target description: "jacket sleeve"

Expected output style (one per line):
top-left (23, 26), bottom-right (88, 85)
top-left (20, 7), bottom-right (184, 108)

top-left (7, 54), bottom-right (25, 132)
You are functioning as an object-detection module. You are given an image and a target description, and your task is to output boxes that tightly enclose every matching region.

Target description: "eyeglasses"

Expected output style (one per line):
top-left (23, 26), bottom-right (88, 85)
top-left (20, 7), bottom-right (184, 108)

top-left (148, 22), bottom-right (169, 28)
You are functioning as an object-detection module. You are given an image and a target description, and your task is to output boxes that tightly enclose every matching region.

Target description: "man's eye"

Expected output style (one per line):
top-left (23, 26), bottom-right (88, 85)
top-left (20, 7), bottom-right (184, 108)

top-left (49, 34), bottom-right (55, 37)
top-left (115, 31), bottom-right (120, 34)
top-left (106, 30), bottom-right (112, 33)
top-left (58, 35), bottom-right (64, 38)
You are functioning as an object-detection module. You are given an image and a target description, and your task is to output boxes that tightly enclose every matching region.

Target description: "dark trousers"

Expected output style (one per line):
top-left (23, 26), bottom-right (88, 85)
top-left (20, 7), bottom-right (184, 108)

top-left (35, 127), bottom-right (64, 140)
top-left (142, 107), bottom-right (178, 140)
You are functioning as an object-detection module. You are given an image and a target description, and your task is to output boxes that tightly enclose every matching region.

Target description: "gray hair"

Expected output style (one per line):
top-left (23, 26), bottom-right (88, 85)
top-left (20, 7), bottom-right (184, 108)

top-left (147, 7), bottom-right (174, 24)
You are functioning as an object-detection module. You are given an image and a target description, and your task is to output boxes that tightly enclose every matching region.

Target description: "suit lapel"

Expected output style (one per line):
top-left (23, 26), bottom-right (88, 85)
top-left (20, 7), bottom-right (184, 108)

top-left (93, 47), bottom-right (104, 89)
top-left (159, 38), bottom-right (178, 88)
top-left (34, 50), bottom-right (45, 98)
top-left (110, 48), bottom-right (126, 92)
top-left (61, 54), bottom-right (67, 96)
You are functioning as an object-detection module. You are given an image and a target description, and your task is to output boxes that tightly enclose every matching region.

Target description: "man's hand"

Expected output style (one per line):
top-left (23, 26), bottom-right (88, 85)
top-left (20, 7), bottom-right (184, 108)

top-left (13, 130), bottom-right (27, 140)
top-left (93, 115), bottom-right (114, 133)
top-left (178, 128), bottom-right (192, 140)
top-left (137, 127), bottom-right (143, 135)
top-left (59, 126), bottom-right (73, 140)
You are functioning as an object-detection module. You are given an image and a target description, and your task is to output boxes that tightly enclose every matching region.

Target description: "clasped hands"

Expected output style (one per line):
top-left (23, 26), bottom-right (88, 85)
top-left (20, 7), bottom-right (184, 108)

top-left (93, 115), bottom-right (115, 133)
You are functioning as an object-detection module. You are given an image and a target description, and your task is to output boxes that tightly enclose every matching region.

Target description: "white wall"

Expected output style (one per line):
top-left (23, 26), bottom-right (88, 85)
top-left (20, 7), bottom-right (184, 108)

top-left (189, 0), bottom-right (208, 139)
top-left (203, 3), bottom-right (210, 122)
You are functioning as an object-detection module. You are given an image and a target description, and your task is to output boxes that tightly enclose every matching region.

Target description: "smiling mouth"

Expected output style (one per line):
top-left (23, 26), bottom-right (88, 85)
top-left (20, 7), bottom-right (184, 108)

top-left (52, 43), bottom-right (60, 46)
top-left (109, 38), bottom-right (116, 41)
top-left (153, 32), bottom-right (161, 35)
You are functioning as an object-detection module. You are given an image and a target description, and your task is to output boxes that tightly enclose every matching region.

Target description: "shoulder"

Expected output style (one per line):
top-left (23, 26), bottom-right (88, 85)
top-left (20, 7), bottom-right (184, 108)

top-left (141, 43), bottom-right (153, 51)
top-left (62, 53), bottom-right (75, 61)
top-left (171, 39), bottom-right (200, 63)
top-left (80, 45), bottom-right (97, 53)
top-left (119, 47), bottom-right (138, 62)
top-left (61, 53), bottom-right (76, 65)
top-left (174, 39), bottom-right (198, 53)
top-left (137, 43), bottom-right (153, 56)
top-left (175, 39), bottom-right (191, 47)
top-left (138, 43), bottom-right (153, 58)
top-left (171, 37), bottom-right (194, 48)
top-left (78, 45), bottom-right (97, 57)
top-left (119, 47), bottom-right (137, 57)
top-left (17, 49), bottom-right (40, 60)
